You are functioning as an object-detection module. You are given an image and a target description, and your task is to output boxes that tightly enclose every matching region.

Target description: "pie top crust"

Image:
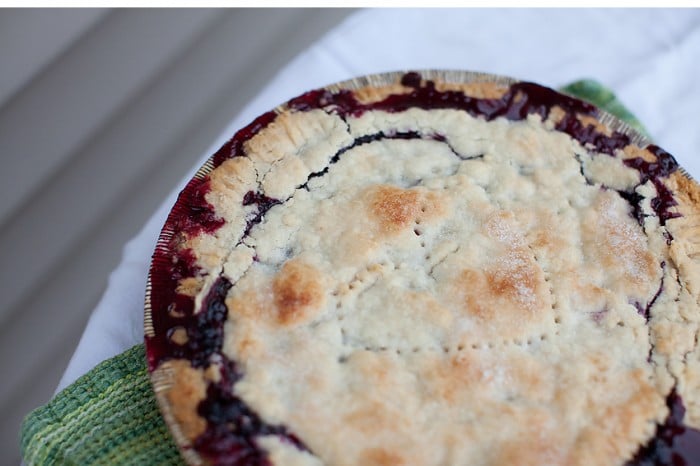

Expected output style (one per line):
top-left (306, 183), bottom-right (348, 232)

top-left (145, 71), bottom-right (700, 465)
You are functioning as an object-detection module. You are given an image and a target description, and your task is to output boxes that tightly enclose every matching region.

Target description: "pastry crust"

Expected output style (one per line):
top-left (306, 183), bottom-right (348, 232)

top-left (146, 71), bottom-right (700, 465)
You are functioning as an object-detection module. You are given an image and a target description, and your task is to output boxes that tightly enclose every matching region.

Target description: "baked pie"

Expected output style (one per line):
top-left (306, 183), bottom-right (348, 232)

top-left (145, 71), bottom-right (700, 465)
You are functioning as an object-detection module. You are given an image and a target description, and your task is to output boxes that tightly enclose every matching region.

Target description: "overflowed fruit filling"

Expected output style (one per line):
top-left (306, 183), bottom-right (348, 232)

top-left (622, 146), bottom-right (680, 226)
top-left (195, 358), bottom-right (307, 466)
top-left (626, 391), bottom-right (700, 466)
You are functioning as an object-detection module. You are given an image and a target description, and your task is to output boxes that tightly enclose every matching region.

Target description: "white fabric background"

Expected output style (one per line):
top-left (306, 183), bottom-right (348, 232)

top-left (56, 8), bottom-right (700, 392)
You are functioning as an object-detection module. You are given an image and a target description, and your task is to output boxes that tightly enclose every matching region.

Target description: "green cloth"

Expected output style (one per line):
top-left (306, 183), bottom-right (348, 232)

top-left (21, 345), bottom-right (184, 466)
top-left (19, 79), bottom-right (647, 466)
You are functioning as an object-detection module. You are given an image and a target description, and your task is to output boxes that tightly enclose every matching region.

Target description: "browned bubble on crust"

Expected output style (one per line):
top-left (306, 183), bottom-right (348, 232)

top-left (273, 259), bottom-right (326, 326)
top-left (360, 447), bottom-right (407, 466)
top-left (467, 211), bottom-right (547, 317)
top-left (368, 185), bottom-right (421, 233)
top-left (366, 185), bottom-right (445, 235)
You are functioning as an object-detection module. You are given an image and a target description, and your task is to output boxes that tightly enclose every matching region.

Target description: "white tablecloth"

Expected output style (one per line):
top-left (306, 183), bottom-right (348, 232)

top-left (56, 8), bottom-right (700, 392)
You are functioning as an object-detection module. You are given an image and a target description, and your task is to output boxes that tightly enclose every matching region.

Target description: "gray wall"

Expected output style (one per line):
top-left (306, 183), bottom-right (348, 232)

top-left (0, 9), bottom-right (354, 464)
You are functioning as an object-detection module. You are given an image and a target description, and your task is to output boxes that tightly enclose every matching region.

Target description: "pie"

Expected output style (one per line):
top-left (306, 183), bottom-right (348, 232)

top-left (145, 70), bottom-right (700, 465)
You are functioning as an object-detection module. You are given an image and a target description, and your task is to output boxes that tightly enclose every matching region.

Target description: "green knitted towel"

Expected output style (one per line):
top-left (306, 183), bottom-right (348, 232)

top-left (21, 345), bottom-right (184, 466)
top-left (19, 79), bottom-right (648, 466)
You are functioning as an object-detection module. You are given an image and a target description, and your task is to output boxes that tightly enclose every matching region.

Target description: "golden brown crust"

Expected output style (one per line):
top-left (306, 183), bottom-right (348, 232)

top-left (353, 84), bottom-right (411, 104)
top-left (353, 80), bottom-right (509, 105)
top-left (547, 106), bottom-right (612, 136)
top-left (434, 81), bottom-right (509, 99)
top-left (365, 185), bottom-right (445, 235)
top-left (359, 447), bottom-right (407, 466)
top-left (621, 144), bottom-right (658, 163)
top-left (164, 361), bottom-right (208, 443)
top-left (663, 170), bottom-right (700, 429)
top-left (273, 259), bottom-right (326, 326)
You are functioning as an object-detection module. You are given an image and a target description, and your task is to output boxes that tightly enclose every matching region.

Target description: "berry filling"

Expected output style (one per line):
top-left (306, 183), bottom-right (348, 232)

top-left (626, 391), bottom-right (700, 466)
top-left (558, 113), bottom-right (630, 155)
top-left (195, 359), bottom-right (308, 466)
top-left (617, 189), bottom-right (647, 227)
top-left (212, 111), bottom-right (278, 167)
top-left (147, 243), bottom-right (200, 370)
top-left (242, 191), bottom-right (282, 236)
top-left (187, 277), bottom-right (232, 367)
top-left (632, 262), bottom-right (666, 323)
top-left (623, 146), bottom-right (681, 226)
top-left (171, 178), bottom-right (225, 238)
top-left (148, 276), bottom-right (232, 369)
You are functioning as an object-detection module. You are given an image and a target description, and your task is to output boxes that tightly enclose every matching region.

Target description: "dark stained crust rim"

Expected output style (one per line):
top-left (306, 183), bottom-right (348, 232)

top-left (144, 70), bottom-right (699, 465)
